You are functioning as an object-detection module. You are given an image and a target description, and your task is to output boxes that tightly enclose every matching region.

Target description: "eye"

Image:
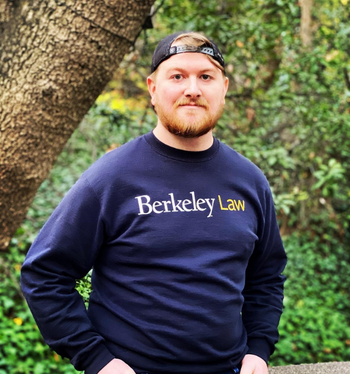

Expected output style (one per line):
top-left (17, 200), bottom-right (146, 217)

top-left (173, 74), bottom-right (183, 80)
top-left (201, 74), bottom-right (211, 81)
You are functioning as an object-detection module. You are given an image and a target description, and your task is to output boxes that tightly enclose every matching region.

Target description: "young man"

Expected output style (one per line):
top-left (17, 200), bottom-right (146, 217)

top-left (21, 32), bottom-right (287, 374)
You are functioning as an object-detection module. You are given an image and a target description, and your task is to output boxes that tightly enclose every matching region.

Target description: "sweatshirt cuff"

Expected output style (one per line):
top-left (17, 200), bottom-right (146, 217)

top-left (83, 344), bottom-right (115, 374)
top-left (246, 338), bottom-right (272, 364)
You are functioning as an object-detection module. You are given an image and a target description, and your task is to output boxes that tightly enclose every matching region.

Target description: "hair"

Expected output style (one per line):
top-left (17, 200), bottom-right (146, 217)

top-left (150, 32), bottom-right (225, 81)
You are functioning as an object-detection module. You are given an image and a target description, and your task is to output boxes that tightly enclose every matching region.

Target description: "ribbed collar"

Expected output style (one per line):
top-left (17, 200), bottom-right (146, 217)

top-left (143, 131), bottom-right (220, 163)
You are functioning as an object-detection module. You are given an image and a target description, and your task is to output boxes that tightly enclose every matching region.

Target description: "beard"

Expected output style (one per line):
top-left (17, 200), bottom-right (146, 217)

top-left (154, 97), bottom-right (224, 138)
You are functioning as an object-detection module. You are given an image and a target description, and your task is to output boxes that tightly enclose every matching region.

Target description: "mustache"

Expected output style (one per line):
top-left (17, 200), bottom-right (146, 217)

top-left (174, 98), bottom-right (209, 109)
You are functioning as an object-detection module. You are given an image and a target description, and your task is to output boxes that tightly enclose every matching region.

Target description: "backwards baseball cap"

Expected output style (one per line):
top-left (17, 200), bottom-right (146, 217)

top-left (151, 31), bottom-right (225, 73)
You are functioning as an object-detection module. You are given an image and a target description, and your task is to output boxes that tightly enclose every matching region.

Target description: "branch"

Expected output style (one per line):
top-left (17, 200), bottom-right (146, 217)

top-left (300, 0), bottom-right (313, 47)
top-left (151, 0), bottom-right (166, 17)
top-left (343, 68), bottom-right (350, 90)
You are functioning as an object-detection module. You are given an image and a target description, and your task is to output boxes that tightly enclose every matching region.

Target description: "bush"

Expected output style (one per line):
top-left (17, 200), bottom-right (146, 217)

top-left (0, 243), bottom-right (80, 374)
top-left (270, 232), bottom-right (350, 366)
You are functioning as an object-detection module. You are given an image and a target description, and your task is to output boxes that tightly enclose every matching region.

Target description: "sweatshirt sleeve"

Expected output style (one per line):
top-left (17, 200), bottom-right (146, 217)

top-left (20, 176), bottom-right (115, 374)
top-left (242, 184), bottom-right (287, 363)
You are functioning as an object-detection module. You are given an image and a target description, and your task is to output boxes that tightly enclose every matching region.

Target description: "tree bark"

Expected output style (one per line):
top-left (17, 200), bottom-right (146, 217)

top-left (300, 0), bottom-right (313, 46)
top-left (0, 1), bottom-right (16, 27)
top-left (0, 0), bottom-right (154, 251)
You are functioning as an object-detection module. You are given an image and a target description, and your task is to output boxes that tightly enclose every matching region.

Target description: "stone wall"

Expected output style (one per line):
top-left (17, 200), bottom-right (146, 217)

top-left (269, 362), bottom-right (350, 374)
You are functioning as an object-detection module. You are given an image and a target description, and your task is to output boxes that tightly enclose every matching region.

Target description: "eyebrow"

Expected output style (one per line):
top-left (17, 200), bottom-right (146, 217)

top-left (166, 66), bottom-right (219, 74)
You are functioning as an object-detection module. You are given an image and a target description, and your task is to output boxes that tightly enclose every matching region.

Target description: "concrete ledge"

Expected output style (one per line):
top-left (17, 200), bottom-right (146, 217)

top-left (269, 362), bottom-right (350, 374)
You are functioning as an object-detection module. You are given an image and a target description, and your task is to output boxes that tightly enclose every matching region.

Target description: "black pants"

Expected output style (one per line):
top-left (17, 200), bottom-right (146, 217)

top-left (139, 367), bottom-right (241, 374)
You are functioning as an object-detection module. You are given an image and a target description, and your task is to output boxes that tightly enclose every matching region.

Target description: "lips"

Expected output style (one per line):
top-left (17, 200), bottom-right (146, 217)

top-left (177, 102), bottom-right (207, 109)
top-left (180, 104), bottom-right (203, 107)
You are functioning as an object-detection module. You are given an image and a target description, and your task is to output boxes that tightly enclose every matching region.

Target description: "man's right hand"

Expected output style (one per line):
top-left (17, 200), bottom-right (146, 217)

top-left (97, 358), bottom-right (137, 374)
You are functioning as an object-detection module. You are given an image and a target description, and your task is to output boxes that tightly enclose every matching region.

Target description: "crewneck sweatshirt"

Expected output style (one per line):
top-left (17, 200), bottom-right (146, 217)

top-left (21, 131), bottom-right (286, 374)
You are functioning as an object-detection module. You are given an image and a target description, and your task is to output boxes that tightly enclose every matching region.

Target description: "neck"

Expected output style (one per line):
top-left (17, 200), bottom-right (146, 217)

top-left (153, 123), bottom-right (214, 152)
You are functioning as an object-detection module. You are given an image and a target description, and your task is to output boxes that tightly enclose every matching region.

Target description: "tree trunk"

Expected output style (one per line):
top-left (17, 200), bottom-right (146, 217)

top-left (0, 0), bottom-right (154, 251)
top-left (0, 2), bottom-right (12, 29)
top-left (300, 0), bottom-right (313, 46)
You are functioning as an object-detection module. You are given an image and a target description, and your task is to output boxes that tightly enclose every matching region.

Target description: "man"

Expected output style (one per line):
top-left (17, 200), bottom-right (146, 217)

top-left (21, 32), bottom-right (287, 374)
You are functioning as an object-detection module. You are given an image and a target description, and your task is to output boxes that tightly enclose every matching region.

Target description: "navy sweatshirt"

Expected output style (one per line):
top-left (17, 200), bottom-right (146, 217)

top-left (21, 132), bottom-right (286, 374)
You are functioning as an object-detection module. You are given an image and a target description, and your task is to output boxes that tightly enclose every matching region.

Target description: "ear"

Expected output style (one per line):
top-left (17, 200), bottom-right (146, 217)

top-left (147, 76), bottom-right (157, 106)
top-left (222, 76), bottom-right (229, 105)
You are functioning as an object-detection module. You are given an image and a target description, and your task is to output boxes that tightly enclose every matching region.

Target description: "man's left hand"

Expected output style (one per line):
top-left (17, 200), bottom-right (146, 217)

top-left (240, 354), bottom-right (268, 374)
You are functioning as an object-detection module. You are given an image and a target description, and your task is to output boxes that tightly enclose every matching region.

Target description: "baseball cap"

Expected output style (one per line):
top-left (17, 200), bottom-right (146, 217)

top-left (151, 31), bottom-right (225, 73)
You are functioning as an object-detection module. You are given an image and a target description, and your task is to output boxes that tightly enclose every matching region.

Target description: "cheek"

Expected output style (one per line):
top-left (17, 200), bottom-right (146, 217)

top-left (216, 91), bottom-right (226, 107)
top-left (161, 90), bottom-right (178, 107)
top-left (209, 84), bottom-right (227, 107)
top-left (152, 90), bottom-right (163, 107)
top-left (209, 94), bottom-right (224, 109)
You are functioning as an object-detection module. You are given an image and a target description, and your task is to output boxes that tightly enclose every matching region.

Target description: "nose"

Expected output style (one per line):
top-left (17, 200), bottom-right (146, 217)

top-left (184, 77), bottom-right (202, 98)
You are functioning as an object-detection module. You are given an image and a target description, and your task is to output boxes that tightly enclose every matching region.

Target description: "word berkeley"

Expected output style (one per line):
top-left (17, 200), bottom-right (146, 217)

top-left (135, 191), bottom-right (245, 218)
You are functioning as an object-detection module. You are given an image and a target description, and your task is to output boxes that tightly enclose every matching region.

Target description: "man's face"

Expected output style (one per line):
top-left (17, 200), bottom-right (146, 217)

top-left (148, 49), bottom-right (229, 138)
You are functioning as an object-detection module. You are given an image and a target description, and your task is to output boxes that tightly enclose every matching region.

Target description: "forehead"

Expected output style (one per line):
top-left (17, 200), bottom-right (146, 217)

top-left (157, 52), bottom-right (221, 75)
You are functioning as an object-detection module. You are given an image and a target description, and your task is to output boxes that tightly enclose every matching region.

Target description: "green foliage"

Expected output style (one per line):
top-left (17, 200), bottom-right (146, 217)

top-left (2, 0), bottom-right (350, 371)
top-left (312, 158), bottom-right (345, 197)
top-left (272, 232), bottom-right (350, 365)
top-left (0, 244), bottom-right (80, 374)
top-left (75, 271), bottom-right (93, 309)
